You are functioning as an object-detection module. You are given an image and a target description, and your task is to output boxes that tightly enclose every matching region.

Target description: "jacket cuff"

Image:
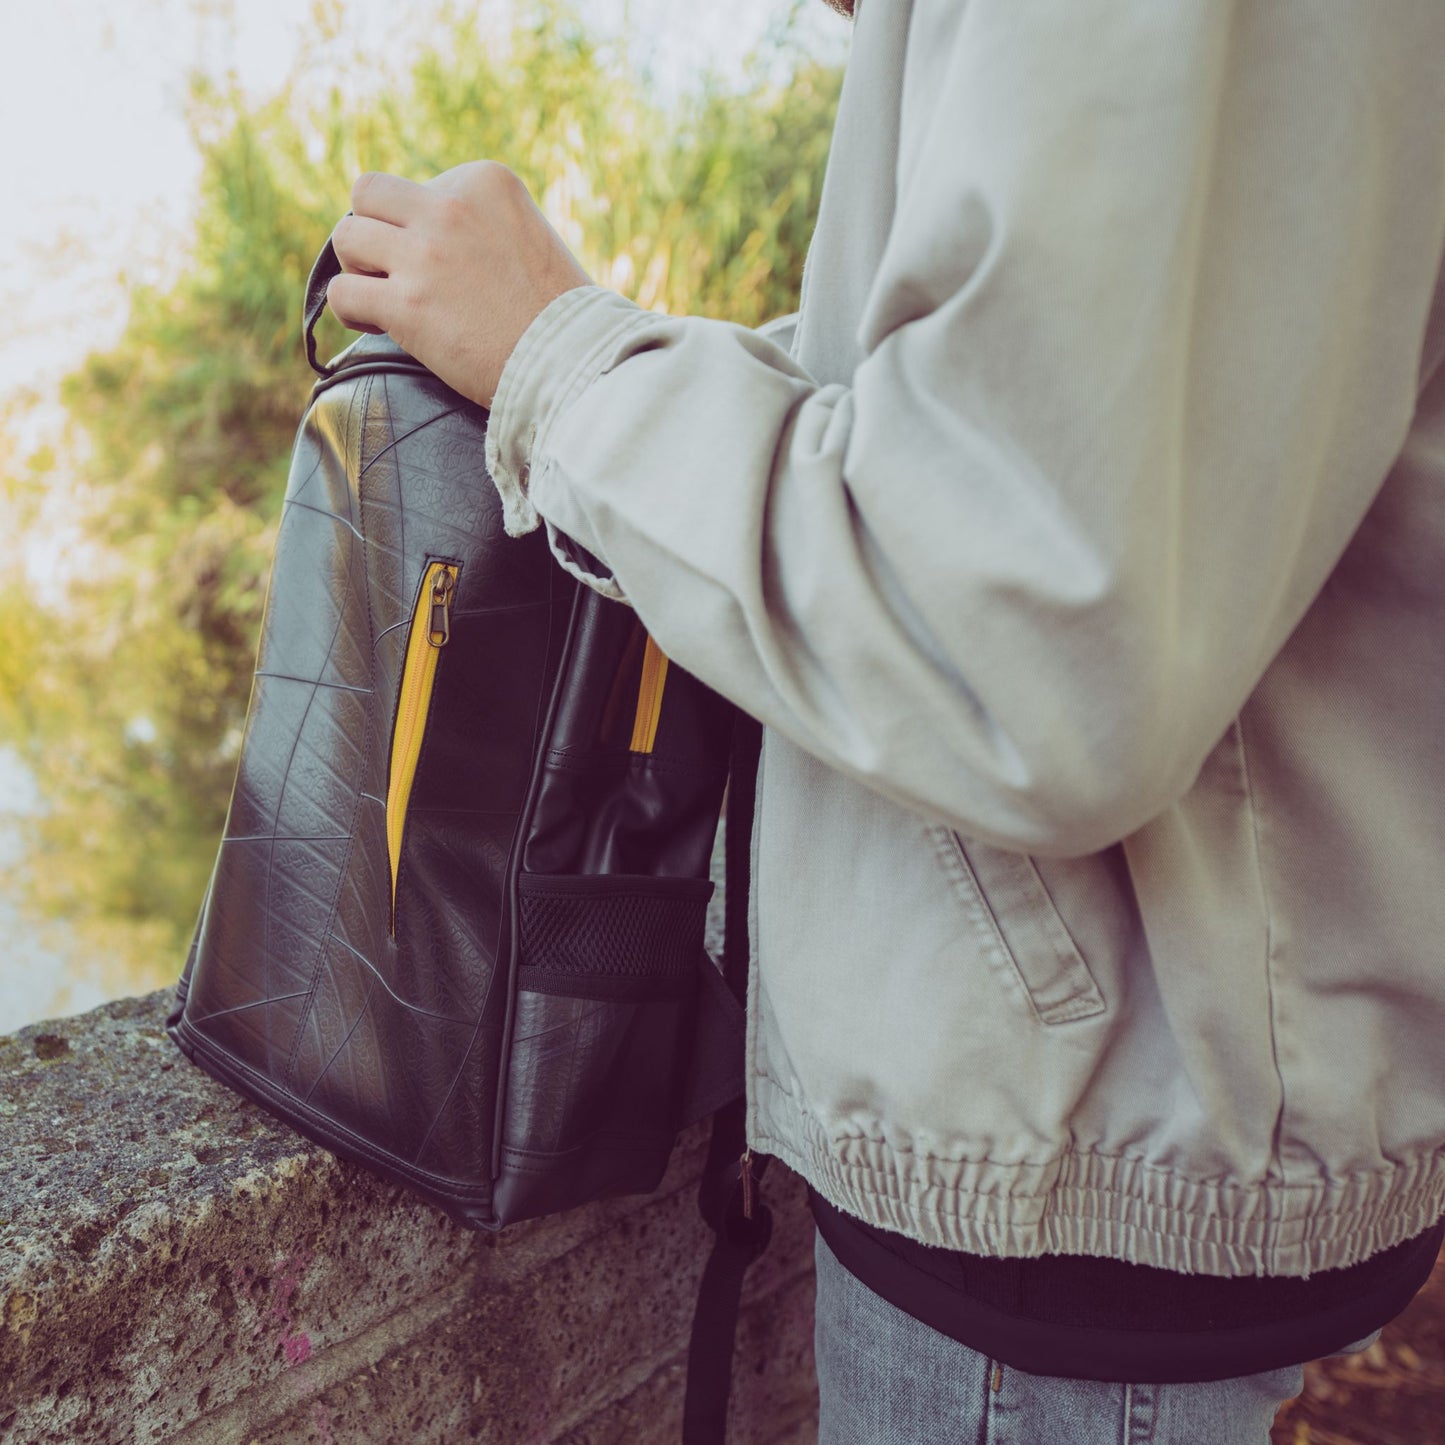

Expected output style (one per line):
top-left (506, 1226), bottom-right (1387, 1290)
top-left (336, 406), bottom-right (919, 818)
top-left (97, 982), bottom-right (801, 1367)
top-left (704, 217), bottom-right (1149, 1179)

top-left (483, 283), bottom-right (657, 539)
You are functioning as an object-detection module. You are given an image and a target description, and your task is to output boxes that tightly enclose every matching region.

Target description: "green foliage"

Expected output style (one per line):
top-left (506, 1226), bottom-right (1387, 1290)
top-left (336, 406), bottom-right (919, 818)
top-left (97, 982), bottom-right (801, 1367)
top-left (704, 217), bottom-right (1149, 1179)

top-left (0, 0), bottom-right (841, 991)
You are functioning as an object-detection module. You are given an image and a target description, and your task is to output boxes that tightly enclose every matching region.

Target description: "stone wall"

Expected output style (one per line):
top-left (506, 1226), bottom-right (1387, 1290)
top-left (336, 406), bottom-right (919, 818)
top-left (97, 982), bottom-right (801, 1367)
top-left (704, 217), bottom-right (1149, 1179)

top-left (0, 989), bottom-right (819, 1444)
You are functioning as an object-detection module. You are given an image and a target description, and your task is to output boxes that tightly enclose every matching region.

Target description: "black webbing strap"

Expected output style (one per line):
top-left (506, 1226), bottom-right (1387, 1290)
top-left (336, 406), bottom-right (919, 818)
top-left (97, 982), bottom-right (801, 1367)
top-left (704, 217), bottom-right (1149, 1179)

top-left (682, 713), bottom-right (773, 1444)
top-left (301, 221), bottom-right (347, 379)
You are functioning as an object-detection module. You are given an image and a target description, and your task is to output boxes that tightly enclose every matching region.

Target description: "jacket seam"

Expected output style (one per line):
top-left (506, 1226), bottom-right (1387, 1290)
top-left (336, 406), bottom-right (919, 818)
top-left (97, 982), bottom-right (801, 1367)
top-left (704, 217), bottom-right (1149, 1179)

top-left (756, 1137), bottom-right (1278, 1193)
top-left (752, 1069), bottom-right (1259, 1184)
top-left (753, 1115), bottom-right (1445, 1206)
top-left (744, 727), bottom-right (768, 1152)
top-left (754, 1064), bottom-right (1399, 1192)
top-left (1237, 709), bottom-right (1289, 1271)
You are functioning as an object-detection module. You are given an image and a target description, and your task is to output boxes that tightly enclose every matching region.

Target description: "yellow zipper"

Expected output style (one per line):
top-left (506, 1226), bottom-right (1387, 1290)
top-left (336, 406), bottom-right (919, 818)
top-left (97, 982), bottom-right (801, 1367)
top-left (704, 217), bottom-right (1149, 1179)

top-left (386, 560), bottom-right (457, 932)
top-left (628, 634), bottom-right (669, 753)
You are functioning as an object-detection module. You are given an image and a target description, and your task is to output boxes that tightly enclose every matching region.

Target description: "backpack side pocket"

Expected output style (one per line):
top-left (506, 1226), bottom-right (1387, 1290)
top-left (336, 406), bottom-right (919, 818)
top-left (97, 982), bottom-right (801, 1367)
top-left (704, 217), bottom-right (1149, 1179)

top-left (491, 872), bottom-right (714, 1222)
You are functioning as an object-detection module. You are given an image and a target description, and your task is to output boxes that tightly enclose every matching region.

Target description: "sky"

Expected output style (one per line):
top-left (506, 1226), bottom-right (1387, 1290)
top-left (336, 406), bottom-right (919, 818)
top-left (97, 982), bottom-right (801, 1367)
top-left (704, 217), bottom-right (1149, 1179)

top-left (0, 0), bottom-right (846, 404)
top-left (0, 0), bottom-right (848, 1035)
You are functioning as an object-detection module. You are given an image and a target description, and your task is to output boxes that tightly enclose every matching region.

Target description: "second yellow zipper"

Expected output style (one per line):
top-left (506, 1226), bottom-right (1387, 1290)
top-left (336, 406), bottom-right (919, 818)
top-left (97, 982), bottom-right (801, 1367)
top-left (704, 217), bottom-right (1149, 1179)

top-left (629, 635), bottom-right (669, 753)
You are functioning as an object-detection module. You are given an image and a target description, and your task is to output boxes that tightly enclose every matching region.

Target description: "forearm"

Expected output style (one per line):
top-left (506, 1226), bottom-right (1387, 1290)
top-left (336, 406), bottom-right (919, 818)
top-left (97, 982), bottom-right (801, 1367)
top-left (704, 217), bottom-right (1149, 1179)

top-left (485, 0), bottom-right (1445, 858)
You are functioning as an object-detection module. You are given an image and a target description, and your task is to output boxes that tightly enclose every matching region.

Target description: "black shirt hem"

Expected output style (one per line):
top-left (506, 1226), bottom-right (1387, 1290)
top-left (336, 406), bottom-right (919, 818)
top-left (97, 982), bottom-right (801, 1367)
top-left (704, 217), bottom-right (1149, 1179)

top-left (809, 1188), bottom-right (1443, 1384)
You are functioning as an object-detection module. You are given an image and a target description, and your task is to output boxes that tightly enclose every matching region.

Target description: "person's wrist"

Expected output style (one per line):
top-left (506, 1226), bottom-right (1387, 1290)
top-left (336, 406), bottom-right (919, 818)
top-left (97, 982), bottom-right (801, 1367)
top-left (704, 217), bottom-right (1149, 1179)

top-left (481, 271), bottom-right (592, 409)
top-left (483, 283), bottom-right (632, 535)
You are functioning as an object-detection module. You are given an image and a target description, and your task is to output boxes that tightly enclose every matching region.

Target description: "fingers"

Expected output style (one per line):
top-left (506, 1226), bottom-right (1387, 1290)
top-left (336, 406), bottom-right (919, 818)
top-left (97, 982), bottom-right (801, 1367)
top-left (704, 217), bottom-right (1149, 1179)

top-left (326, 272), bottom-right (390, 335)
top-left (332, 212), bottom-right (401, 278)
top-left (350, 170), bottom-right (429, 226)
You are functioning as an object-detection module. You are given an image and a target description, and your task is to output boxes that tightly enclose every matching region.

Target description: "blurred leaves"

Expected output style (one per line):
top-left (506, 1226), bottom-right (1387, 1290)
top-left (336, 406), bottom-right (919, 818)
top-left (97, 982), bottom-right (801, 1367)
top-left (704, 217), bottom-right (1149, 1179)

top-left (0, 0), bottom-right (840, 989)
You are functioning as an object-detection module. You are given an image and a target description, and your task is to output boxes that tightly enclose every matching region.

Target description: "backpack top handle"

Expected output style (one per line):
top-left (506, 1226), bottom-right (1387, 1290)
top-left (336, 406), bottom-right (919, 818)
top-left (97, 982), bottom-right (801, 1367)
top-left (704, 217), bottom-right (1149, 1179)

top-left (302, 219), bottom-right (348, 379)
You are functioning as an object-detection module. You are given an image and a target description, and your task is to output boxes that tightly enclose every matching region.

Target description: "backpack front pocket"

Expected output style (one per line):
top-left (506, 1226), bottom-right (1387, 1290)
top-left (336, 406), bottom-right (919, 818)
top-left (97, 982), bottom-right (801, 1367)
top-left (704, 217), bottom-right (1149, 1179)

top-left (385, 558), bottom-right (458, 934)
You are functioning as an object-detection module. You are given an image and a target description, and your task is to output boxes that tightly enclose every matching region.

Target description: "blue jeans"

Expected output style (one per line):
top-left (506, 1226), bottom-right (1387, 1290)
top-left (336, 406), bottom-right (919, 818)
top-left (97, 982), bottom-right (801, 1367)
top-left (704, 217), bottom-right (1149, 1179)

top-left (813, 1231), bottom-right (1381, 1445)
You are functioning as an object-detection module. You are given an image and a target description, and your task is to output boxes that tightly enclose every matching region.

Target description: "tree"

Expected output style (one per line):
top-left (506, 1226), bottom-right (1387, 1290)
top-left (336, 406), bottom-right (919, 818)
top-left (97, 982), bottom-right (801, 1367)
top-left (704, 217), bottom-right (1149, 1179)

top-left (0, 0), bottom-right (842, 993)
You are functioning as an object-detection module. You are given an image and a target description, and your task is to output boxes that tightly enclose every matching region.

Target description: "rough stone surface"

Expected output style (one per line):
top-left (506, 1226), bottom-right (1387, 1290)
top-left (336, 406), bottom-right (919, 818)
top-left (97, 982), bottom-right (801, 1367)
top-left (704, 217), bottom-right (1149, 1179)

top-left (0, 988), bottom-right (818, 1443)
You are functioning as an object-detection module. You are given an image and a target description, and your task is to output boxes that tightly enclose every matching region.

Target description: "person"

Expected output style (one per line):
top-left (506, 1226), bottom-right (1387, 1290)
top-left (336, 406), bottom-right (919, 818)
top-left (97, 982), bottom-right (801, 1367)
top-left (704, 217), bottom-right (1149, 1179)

top-left (324, 1), bottom-right (1445, 1439)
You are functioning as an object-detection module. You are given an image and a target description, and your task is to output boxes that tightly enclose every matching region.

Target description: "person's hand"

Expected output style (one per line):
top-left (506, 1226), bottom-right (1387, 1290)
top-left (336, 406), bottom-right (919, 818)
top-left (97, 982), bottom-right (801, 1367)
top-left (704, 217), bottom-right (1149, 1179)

top-left (327, 161), bottom-right (594, 409)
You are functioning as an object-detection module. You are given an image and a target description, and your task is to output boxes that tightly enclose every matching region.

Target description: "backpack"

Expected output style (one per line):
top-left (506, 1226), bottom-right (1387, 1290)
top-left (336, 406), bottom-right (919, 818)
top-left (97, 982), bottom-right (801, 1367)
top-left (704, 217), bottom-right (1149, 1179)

top-left (164, 233), bottom-right (772, 1441)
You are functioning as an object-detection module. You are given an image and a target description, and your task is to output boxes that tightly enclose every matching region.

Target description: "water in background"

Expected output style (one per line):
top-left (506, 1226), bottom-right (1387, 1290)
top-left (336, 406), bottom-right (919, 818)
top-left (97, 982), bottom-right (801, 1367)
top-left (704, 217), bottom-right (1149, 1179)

top-left (0, 749), bottom-right (111, 1035)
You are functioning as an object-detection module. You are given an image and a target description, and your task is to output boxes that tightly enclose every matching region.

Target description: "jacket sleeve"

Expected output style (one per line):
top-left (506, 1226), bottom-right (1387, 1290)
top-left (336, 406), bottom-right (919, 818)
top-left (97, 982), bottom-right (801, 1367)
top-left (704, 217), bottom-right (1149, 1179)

top-left (484, 0), bottom-right (1445, 860)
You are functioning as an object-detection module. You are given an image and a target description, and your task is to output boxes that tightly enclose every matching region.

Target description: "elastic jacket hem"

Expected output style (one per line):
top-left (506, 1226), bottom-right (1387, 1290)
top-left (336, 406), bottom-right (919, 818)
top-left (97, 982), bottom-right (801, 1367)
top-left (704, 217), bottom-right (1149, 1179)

top-left (753, 1073), bottom-right (1445, 1278)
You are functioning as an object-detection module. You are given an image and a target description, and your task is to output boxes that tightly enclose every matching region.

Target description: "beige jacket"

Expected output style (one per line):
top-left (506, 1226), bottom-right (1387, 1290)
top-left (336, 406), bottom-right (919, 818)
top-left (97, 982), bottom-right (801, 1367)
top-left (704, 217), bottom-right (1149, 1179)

top-left (485, 0), bottom-right (1445, 1276)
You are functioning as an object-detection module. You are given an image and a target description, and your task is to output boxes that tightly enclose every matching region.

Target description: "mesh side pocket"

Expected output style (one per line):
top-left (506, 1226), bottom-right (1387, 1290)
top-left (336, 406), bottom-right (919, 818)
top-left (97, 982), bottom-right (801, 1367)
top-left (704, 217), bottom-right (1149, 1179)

top-left (498, 872), bottom-right (718, 1206)
top-left (515, 873), bottom-right (714, 993)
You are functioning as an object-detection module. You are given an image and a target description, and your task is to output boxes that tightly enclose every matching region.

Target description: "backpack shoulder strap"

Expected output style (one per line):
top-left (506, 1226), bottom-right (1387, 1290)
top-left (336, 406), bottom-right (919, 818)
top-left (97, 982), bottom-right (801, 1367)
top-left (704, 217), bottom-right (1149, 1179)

top-left (683, 713), bottom-right (774, 1444)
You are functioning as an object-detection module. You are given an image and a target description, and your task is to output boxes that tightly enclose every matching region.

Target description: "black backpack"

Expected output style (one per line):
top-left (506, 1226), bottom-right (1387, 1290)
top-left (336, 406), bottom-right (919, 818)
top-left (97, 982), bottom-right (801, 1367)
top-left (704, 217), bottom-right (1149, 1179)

top-left (165, 234), bottom-right (772, 1440)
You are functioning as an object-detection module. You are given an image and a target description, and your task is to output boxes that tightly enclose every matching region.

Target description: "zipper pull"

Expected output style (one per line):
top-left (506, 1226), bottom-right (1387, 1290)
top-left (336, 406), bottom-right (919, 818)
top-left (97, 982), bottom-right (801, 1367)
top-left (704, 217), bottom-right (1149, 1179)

top-left (740, 1147), bottom-right (755, 1220)
top-left (427, 569), bottom-right (455, 647)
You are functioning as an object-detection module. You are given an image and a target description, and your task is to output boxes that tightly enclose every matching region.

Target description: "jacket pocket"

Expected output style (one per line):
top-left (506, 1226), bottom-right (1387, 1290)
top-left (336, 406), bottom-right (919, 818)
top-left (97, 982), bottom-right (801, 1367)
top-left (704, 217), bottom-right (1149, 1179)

top-left (928, 825), bottom-right (1106, 1025)
top-left (385, 558), bottom-right (458, 934)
